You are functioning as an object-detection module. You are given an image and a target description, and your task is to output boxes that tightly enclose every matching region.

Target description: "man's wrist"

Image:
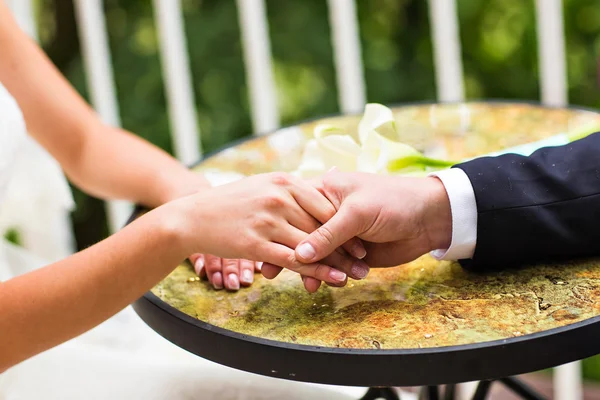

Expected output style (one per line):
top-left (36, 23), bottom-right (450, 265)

top-left (428, 168), bottom-right (478, 261)
top-left (422, 176), bottom-right (452, 252)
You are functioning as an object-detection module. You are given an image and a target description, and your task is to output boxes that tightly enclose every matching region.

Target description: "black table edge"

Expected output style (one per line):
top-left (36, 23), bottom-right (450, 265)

top-left (128, 100), bottom-right (600, 387)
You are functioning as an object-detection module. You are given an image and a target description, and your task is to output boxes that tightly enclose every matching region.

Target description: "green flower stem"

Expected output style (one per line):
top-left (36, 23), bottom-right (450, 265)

top-left (386, 125), bottom-right (600, 174)
top-left (388, 155), bottom-right (457, 172)
top-left (567, 126), bottom-right (600, 143)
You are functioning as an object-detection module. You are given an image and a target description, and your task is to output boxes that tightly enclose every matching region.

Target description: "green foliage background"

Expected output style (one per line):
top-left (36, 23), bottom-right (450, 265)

top-left (31, 0), bottom-right (600, 382)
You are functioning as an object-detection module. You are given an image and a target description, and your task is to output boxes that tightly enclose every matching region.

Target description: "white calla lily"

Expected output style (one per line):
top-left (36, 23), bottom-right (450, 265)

top-left (293, 139), bottom-right (327, 177)
top-left (293, 103), bottom-right (600, 179)
top-left (293, 103), bottom-right (455, 178)
top-left (357, 103), bottom-right (398, 144)
top-left (358, 128), bottom-right (422, 173)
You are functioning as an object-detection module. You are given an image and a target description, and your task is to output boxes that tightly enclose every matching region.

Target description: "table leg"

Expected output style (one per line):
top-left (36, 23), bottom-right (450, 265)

top-left (444, 384), bottom-right (456, 400)
top-left (498, 377), bottom-right (547, 400)
top-left (471, 380), bottom-right (492, 400)
top-left (469, 377), bottom-right (547, 400)
top-left (427, 386), bottom-right (440, 400)
top-left (418, 386), bottom-right (440, 400)
top-left (358, 377), bottom-right (544, 400)
top-left (359, 387), bottom-right (400, 400)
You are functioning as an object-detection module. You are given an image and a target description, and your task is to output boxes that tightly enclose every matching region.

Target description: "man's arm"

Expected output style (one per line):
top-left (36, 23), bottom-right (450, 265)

top-left (289, 131), bottom-right (600, 278)
top-left (281, 170), bottom-right (453, 273)
top-left (455, 131), bottom-right (600, 269)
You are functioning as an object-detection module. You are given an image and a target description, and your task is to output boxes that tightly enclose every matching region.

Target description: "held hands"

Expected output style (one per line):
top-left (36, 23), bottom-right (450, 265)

top-left (262, 170), bottom-right (452, 286)
top-left (175, 172), bottom-right (369, 288)
top-left (171, 169), bottom-right (451, 293)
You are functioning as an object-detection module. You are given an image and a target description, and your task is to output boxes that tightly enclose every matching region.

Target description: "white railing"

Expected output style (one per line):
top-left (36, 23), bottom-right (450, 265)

top-left (72, 0), bottom-right (132, 233)
top-left (153, 0), bottom-right (202, 165)
top-left (4, 0), bottom-right (582, 398)
top-left (327, 0), bottom-right (366, 114)
top-left (428, 0), bottom-right (464, 103)
top-left (535, 2), bottom-right (581, 399)
top-left (236, 0), bottom-right (279, 134)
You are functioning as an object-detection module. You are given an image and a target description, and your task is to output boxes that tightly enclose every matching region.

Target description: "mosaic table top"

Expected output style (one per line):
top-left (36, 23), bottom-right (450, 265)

top-left (149, 102), bottom-right (600, 350)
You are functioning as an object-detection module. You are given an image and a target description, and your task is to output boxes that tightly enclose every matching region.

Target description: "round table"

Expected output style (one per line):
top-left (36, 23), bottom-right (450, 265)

top-left (131, 102), bottom-right (600, 400)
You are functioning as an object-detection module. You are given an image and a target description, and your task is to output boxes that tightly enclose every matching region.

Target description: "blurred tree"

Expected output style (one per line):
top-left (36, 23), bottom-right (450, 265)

top-left (30, 0), bottom-right (600, 380)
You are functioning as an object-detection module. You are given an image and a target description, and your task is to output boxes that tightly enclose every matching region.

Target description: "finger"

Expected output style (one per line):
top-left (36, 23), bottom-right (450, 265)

top-left (287, 178), bottom-right (336, 227)
top-left (285, 205), bottom-right (365, 262)
top-left (324, 278), bottom-right (347, 288)
top-left (295, 206), bottom-right (362, 264)
top-left (288, 179), bottom-right (366, 260)
top-left (277, 224), bottom-right (369, 280)
top-left (302, 276), bottom-right (322, 293)
top-left (222, 259), bottom-right (241, 291)
top-left (205, 254), bottom-right (223, 290)
top-left (261, 263), bottom-right (283, 279)
top-left (261, 243), bottom-right (348, 285)
top-left (342, 238), bottom-right (367, 260)
top-left (239, 259), bottom-right (255, 286)
top-left (306, 176), bottom-right (324, 193)
top-left (189, 253), bottom-right (206, 278)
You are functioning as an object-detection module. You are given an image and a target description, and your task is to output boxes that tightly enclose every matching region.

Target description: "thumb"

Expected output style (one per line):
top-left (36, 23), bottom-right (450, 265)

top-left (295, 205), bottom-right (362, 263)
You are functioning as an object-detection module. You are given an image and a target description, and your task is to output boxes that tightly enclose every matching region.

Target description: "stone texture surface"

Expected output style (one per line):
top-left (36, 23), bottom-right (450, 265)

top-left (150, 102), bottom-right (600, 350)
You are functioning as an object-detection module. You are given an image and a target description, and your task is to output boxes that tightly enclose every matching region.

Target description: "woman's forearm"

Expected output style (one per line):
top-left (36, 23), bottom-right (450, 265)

top-left (68, 125), bottom-right (209, 207)
top-left (0, 172), bottom-right (368, 371)
top-left (0, 203), bottom-right (190, 371)
top-left (0, 3), bottom-right (207, 207)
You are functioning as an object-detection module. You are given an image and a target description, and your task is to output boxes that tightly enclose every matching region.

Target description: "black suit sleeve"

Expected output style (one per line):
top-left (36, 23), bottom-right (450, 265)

top-left (454, 131), bottom-right (600, 270)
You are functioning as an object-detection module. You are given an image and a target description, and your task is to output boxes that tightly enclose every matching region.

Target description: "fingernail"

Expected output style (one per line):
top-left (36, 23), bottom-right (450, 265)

top-left (227, 273), bottom-right (240, 290)
top-left (351, 261), bottom-right (370, 279)
top-left (255, 262), bottom-right (263, 271)
top-left (329, 269), bottom-right (347, 282)
top-left (194, 258), bottom-right (205, 275)
top-left (328, 166), bottom-right (338, 172)
top-left (353, 244), bottom-right (367, 260)
top-left (213, 272), bottom-right (223, 290)
top-left (241, 269), bottom-right (254, 284)
top-left (297, 243), bottom-right (316, 260)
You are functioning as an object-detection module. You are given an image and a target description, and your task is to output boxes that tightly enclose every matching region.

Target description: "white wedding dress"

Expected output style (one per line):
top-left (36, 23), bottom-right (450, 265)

top-left (0, 83), bottom-right (361, 400)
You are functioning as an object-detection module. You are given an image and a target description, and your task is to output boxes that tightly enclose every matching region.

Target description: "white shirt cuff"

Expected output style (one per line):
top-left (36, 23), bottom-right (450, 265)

top-left (428, 168), bottom-right (477, 261)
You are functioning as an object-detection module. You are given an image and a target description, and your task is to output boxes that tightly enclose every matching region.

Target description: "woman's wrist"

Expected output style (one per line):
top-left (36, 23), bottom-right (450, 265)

top-left (146, 198), bottom-right (202, 257)
top-left (152, 168), bottom-right (212, 206)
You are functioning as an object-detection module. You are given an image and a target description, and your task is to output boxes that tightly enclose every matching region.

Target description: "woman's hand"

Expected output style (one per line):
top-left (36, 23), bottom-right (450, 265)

top-left (159, 171), bottom-right (264, 291)
top-left (189, 254), bottom-right (261, 290)
top-left (175, 172), bottom-right (369, 288)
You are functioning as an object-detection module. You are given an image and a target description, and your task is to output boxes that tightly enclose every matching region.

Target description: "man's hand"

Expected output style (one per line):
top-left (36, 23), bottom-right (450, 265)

top-left (293, 170), bottom-right (452, 268)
